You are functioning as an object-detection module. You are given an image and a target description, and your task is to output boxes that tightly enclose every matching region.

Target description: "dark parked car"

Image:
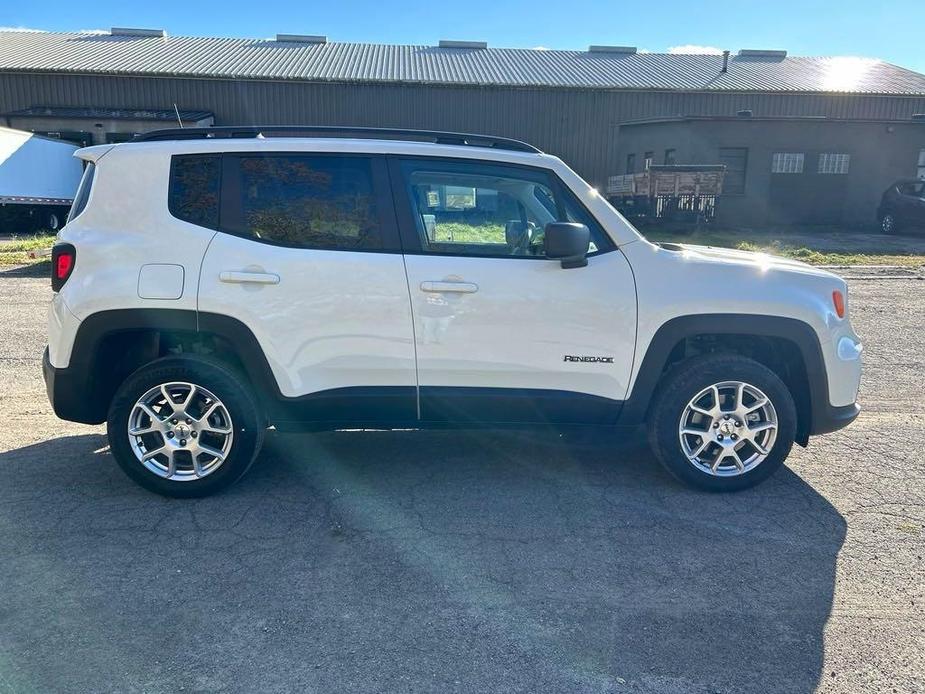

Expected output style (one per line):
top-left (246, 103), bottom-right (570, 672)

top-left (877, 179), bottom-right (925, 233)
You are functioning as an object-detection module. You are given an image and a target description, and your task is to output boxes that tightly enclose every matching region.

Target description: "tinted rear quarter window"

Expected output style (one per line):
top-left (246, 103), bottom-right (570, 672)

top-left (229, 155), bottom-right (382, 250)
top-left (67, 162), bottom-right (95, 223)
top-left (168, 154), bottom-right (221, 230)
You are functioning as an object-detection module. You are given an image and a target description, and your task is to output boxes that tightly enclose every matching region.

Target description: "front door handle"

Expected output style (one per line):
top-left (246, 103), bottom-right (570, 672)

top-left (420, 281), bottom-right (479, 293)
top-left (219, 271), bottom-right (280, 285)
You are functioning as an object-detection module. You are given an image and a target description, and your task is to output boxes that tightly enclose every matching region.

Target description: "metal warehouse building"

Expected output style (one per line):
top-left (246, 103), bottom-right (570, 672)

top-left (2, 28), bottom-right (925, 226)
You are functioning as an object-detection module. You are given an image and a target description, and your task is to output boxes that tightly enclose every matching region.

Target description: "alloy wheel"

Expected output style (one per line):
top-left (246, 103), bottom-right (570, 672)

top-left (127, 382), bottom-right (234, 481)
top-left (678, 380), bottom-right (778, 477)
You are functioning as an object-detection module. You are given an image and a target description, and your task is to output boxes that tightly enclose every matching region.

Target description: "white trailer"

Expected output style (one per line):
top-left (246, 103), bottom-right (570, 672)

top-left (0, 126), bottom-right (84, 233)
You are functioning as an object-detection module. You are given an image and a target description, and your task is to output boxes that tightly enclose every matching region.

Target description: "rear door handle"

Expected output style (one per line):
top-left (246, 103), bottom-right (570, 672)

top-left (219, 271), bottom-right (280, 285)
top-left (420, 281), bottom-right (479, 293)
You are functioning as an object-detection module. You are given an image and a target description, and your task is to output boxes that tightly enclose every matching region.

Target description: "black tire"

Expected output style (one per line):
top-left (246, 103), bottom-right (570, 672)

top-left (648, 354), bottom-right (797, 492)
top-left (46, 211), bottom-right (61, 231)
top-left (107, 355), bottom-right (265, 497)
top-left (880, 213), bottom-right (898, 235)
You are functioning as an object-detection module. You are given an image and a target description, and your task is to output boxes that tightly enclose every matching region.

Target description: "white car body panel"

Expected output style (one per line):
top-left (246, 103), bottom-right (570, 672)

top-left (621, 240), bottom-right (862, 406)
top-left (403, 251), bottom-right (636, 400)
top-left (55, 145), bottom-right (210, 334)
top-left (198, 233), bottom-right (417, 397)
top-left (46, 292), bottom-right (81, 368)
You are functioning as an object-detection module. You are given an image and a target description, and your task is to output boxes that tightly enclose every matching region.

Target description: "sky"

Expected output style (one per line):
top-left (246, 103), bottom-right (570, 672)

top-left (2, 0), bottom-right (923, 73)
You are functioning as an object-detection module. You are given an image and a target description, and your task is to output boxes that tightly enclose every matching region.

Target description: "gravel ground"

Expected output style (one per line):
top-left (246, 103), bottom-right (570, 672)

top-left (0, 271), bottom-right (922, 694)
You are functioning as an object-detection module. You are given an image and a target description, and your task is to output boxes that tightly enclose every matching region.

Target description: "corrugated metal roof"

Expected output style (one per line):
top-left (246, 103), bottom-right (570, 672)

top-left (2, 31), bottom-right (925, 95)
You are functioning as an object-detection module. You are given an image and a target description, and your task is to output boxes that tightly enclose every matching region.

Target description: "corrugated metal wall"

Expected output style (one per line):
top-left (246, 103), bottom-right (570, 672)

top-left (4, 72), bottom-right (925, 186)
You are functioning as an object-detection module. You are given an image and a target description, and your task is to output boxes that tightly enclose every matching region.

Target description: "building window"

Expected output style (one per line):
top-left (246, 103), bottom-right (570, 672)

top-left (918, 149), bottom-right (925, 180)
top-left (818, 153), bottom-right (850, 175)
top-left (771, 153), bottom-right (805, 174)
top-left (718, 147), bottom-right (748, 195)
top-left (643, 151), bottom-right (654, 170)
top-left (626, 154), bottom-right (636, 174)
top-left (664, 149), bottom-right (677, 166)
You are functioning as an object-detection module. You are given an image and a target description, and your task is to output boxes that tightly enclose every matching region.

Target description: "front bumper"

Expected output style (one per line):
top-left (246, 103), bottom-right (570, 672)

top-left (810, 401), bottom-right (860, 436)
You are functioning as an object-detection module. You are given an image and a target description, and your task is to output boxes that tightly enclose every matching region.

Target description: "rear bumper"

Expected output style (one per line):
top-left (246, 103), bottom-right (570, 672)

top-left (43, 346), bottom-right (104, 424)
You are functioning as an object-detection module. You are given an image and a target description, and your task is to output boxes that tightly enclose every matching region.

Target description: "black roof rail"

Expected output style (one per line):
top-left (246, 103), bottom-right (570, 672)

top-left (132, 126), bottom-right (542, 153)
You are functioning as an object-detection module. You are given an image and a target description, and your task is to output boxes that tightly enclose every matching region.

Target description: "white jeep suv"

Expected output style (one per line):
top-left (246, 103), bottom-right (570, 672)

top-left (43, 127), bottom-right (863, 497)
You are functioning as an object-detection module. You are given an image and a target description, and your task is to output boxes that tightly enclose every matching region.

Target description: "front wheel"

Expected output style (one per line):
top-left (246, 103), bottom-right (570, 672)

top-left (107, 355), bottom-right (265, 497)
top-left (648, 354), bottom-right (797, 492)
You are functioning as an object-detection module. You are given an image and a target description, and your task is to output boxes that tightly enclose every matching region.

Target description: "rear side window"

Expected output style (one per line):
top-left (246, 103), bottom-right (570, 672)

top-left (67, 162), bottom-right (95, 223)
top-left (168, 154), bottom-right (221, 230)
top-left (227, 155), bottom-right (382, 250)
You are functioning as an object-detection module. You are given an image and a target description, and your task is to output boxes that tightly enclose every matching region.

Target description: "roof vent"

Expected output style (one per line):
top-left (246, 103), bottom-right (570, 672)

top-left (738, 49), bottom-right (787, 58)
top-left (911, 113), bottom-right (925, 121)
top-left (438, 40), bottom-right (488, 49)
top-left (588, 45), bottom-right (637, 54)
top-left (275, 34), bottom-right (327, 44)
top-left (737, 109), bottom-right (754, 118)
top-left (111, 27), bottom-right (166, 38)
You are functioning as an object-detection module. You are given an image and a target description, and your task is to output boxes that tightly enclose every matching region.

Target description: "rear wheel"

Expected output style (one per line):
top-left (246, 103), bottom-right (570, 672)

top-left (648, 354), bottom-right (797, 492)
top-left (107, 356), bottom-right (264, 497)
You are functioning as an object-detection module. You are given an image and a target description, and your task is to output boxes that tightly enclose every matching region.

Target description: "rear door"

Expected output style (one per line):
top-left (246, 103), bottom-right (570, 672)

top-left (389, 156), bottom-right (637, 425)
top-left (195, 151), bottom-right (417, 425)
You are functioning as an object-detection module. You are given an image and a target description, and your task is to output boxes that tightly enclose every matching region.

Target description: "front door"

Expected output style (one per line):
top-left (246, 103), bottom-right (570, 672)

top-left (389, 157), bottom-right (637, 424)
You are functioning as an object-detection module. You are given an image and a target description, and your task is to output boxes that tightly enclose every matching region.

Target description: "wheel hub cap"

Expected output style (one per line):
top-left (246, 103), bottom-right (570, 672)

top-left (718, 419), bottom-right (737, 436)
top-left (678, 380), bottom-right (778, 477)
top-left (127, 382), bottom-right (234, 482)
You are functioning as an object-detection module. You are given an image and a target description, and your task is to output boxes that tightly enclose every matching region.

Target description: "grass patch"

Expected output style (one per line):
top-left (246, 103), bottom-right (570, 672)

top-left (645, 228), bottom-right (925, 267)
top-left (0, 233), bottom-right (56, 266)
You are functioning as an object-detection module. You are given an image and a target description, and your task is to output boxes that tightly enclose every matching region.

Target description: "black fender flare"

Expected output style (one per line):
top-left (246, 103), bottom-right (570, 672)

top-left (50, 309), bottom-right (281, 424)
top-left (617, 314), bottom-right (841, 439)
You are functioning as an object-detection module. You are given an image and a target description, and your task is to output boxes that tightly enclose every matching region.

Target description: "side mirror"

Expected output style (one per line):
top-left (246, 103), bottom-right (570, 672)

top-left (545, 222), bottom-right (590, 269)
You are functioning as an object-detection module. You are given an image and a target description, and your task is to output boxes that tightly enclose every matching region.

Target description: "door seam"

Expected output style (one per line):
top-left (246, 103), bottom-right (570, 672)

top-left (384, 156), bottom-right (422, 421)
top-left (400, 254), bottom-right (421, 420)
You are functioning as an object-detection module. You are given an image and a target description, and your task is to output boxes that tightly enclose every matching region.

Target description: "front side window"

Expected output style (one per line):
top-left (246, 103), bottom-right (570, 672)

top-left (230, 155), bottom-right (382, 250)
top-left (818, 153), bottom-right (850, 175)
top-left (771, 152), bottom-right (805, 174)
top-left (168, 154), bottom-right (221, 230)
top-left (400, 160), bottom-right (609, 258)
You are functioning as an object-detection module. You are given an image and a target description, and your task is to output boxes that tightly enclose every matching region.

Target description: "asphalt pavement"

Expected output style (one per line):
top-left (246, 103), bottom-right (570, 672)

top-left (0, 268), bottom-right (922, 693)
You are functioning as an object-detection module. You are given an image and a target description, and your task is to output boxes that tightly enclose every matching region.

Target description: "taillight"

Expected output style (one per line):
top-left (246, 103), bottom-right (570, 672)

top-left (51, 243), bottom-right (76, 292)
top-left (832, 290), bottom-right (846, 319)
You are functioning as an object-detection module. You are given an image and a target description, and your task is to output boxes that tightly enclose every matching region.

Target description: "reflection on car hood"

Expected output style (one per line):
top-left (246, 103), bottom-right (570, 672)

top-left (657, 242), bottom-right (836, 278)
